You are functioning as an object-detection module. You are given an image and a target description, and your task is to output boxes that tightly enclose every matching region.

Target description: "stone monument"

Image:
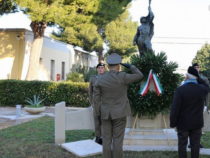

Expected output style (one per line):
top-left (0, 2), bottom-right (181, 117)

top-left (133, 0), bottom-right (154, 57)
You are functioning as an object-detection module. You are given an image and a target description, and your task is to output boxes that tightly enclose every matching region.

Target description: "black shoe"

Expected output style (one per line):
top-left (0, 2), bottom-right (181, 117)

top-left (95, 136), bottom-right (102, 145)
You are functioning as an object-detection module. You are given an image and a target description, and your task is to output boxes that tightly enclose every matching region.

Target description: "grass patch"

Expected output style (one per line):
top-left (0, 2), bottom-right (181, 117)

top-left (201, 131), bottom-right (210, 148)
top-left (0, 116), bottom-right (209, 158)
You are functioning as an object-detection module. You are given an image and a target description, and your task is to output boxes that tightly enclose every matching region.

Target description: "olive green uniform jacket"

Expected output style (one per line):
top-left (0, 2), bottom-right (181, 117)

top-left (89, 75), bottom-right (102, 136)
top-left (93, 65), bottom-right (143, 119)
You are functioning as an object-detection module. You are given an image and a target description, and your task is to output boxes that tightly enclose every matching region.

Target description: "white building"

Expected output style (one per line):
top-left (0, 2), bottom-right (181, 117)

top-left (0, 28), bottom-right (98, 81)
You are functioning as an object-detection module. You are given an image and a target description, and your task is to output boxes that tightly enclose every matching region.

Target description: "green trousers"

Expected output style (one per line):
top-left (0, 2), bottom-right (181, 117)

top-left (101, 116), bottom-right (126, 158)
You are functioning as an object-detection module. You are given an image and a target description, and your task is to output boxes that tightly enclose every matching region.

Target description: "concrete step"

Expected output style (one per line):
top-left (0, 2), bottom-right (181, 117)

top-left (123, 134), bottom-right (178, 146)
top-left (128, 129), bottom-right (164, 135)
top-left (123, 128), bottom-right (178, 146)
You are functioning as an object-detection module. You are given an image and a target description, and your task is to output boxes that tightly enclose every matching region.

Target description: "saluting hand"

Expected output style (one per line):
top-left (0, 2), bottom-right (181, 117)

top-left (120, 63), bottom-right (131, 69)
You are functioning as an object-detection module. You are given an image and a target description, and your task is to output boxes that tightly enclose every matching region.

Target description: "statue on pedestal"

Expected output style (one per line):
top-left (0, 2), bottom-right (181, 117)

top-left (133, 1), bottom-right (154, 57)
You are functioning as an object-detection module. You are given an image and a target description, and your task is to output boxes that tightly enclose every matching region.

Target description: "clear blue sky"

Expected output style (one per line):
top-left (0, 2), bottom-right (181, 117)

top-left (0, 0), bottom-right (210, 69)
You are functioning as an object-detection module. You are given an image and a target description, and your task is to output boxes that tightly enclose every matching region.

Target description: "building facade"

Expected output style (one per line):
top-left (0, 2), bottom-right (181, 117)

top-left (0, 28), bottom-right (98, 81)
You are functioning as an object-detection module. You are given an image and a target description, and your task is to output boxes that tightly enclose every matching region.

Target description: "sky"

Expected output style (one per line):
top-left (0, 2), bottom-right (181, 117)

top-left (0, 0), bottom-right (210, 69)
top-left (129, 0), bottom-right (210, 69)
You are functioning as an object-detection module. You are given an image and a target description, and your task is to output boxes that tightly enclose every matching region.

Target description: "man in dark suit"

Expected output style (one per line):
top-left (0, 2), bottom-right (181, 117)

top-left (170, 66), bottom-right (210, 158)
top-left (94, 53), bottom-right (143, 158)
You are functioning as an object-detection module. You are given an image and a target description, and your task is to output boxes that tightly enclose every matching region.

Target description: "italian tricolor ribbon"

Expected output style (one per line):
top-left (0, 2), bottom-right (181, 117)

top-left (139, 69), bottom-right (163, 96)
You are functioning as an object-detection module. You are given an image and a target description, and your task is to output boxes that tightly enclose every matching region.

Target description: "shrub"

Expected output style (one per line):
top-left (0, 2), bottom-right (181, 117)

top-left (0, 80), bottom-right (89, 107)
top-left (86, 68), bottom-right (97, 82)
top-left (66, 72), bottom-right (85, 82)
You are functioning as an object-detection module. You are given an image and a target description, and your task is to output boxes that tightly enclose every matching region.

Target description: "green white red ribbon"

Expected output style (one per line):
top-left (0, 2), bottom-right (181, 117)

top-left (139, 69), bottom-right (163, 96)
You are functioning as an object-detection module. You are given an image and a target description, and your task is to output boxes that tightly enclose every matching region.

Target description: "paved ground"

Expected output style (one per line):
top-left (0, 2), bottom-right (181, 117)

top-left (0, 107), bottom-right (55, 130)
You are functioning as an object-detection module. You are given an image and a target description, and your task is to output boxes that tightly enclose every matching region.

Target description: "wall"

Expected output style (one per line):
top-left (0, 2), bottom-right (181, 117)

top-left (0, 29), bottom-right (25, 80)
top-left (0, 29), bottom-right (98, 81)
top-left (40, 37), bottom-right (72, 81)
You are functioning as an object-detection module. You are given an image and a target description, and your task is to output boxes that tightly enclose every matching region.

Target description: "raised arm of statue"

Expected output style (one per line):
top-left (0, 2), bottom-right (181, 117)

top-left (148, 6), bottom-right (154, 22)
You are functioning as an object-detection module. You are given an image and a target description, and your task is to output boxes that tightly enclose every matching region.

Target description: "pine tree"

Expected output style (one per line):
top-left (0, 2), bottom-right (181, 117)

top-left (53, 0), bottom-right (132, 61)
top-left (15, 0), bottom-right (66, 80)
top-left (192, 43), bottom-right (210, 81)
top-left (0, 0), bottom-right (18, 15)
top-left (105, 10), bottom-right (138, 58)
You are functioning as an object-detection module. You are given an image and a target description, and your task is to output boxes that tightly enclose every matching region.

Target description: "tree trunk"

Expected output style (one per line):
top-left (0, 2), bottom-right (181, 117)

top-left (97, 27), bottom-right (103, 63)
top-left (25, 21), bottom-right (47, 80)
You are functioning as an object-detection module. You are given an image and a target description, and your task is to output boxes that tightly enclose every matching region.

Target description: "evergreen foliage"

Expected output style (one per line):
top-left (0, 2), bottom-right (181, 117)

top-left (66, 72), bottom-right (85, 82)
top-left (0, 80), bottom-right (89, 107)
top-left (52, 0), bottom-right (132, 52)
top-left (15, 0), bottom-right (66, 23)
top-left (124, 51), bottom-right (184, 118)
top-left (0, 0), bottom-right (18, 15)
top-left (86, 68), bottom-right (97, 82)
top-left (192, 43), bottom-right (210, 81)
top-left (66, 64), bottom-right (98, 82)
top-left (105, 10), bottom-right (138, 57)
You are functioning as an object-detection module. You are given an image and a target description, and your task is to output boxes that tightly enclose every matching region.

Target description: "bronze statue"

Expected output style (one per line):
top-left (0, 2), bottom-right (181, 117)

top-left (133, 1), bottom-right (154, 57)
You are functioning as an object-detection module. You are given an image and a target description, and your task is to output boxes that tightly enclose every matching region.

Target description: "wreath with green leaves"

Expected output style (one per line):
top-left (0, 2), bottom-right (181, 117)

top-left (124, 51), bottom-right (184, 118)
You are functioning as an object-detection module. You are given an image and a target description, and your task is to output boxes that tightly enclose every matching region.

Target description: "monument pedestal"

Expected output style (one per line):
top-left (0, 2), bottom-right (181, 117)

top-left (124, 114), bottom-right (178, 146)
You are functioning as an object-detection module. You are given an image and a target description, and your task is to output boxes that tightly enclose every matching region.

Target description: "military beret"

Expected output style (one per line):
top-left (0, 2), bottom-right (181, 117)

top-left (188, 66), bottom-right (199, 77)
top-left (192, 63), bottom-right (199, 67)
top-left (96, 63), bottom-right (105, 68)
top-left (106, 53), bottom-right (122, 65)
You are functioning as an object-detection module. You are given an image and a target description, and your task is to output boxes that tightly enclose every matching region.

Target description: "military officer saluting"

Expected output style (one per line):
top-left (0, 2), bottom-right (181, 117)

top-left (89, 63), bottom-right (106, 145)
top-left (93, 53), bottom-right (143, 158)
top-left (190, 62), bottom-right (210, 148)
top-left (193, 63), bottom-right (210, 108)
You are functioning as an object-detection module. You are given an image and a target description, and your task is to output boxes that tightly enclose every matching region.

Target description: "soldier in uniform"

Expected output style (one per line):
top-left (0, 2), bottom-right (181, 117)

top-left (190, 62), bottom-right (210, 148)
top-left (193, 63), bottom-right (210, 107)
top-left (89, 63), bottom-right (106, 145)
top-left (93, 53), bottom-right (143, 158)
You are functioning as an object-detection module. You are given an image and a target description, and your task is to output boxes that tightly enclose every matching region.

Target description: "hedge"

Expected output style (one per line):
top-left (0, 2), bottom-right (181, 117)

top-left (0, 80), bottom-right (90, 107)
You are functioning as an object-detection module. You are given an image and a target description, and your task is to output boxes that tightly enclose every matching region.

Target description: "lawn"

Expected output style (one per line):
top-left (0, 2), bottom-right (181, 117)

top-left (0, 116), bottom-right (209, 158)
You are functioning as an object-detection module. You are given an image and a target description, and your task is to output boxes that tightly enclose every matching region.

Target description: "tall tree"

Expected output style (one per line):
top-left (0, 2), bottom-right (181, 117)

top-left (15, 0), bottom-right (66, 80)
top-left (53, 0), bottom-right (132, 61)
top-left (192, 43), bottom-right (210, 80)
top-left (105, 10), bottom-right (138, 58)
top-left (0, 0), bottom-right (18, 15)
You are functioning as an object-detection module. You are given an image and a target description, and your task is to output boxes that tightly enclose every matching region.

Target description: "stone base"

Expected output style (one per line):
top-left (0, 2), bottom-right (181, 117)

top-left (126, 113), bottom-right (170, 129)
top-left (61, 139), bottom-right (102, 157)
top-left (123, 128), bottom-right (178, 146)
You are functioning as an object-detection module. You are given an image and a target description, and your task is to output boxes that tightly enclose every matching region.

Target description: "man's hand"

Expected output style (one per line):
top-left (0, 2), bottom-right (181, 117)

top-left (97, 116), bottom-right (101, 125)
top-left (133, 41), bottom-right (136, 46)
top-left (174, 127), bottom-right (177, 132)
top-left (120, 63), bottom-right (131, 69)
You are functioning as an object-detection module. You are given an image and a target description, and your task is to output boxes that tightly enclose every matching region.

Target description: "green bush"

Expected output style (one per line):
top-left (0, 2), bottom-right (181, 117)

top-left (86, 68), bottom-right (97, 82)
top-left (66, 72), bottom-right (85, 82)
top-left (0, 80), bottom-right (89, 107)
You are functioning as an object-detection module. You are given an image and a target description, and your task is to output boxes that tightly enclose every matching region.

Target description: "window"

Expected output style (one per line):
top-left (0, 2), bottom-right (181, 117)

top-left (50, 60), bottom-right (55, 80)
top-left (61, 62), bottom-right (65, 80)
